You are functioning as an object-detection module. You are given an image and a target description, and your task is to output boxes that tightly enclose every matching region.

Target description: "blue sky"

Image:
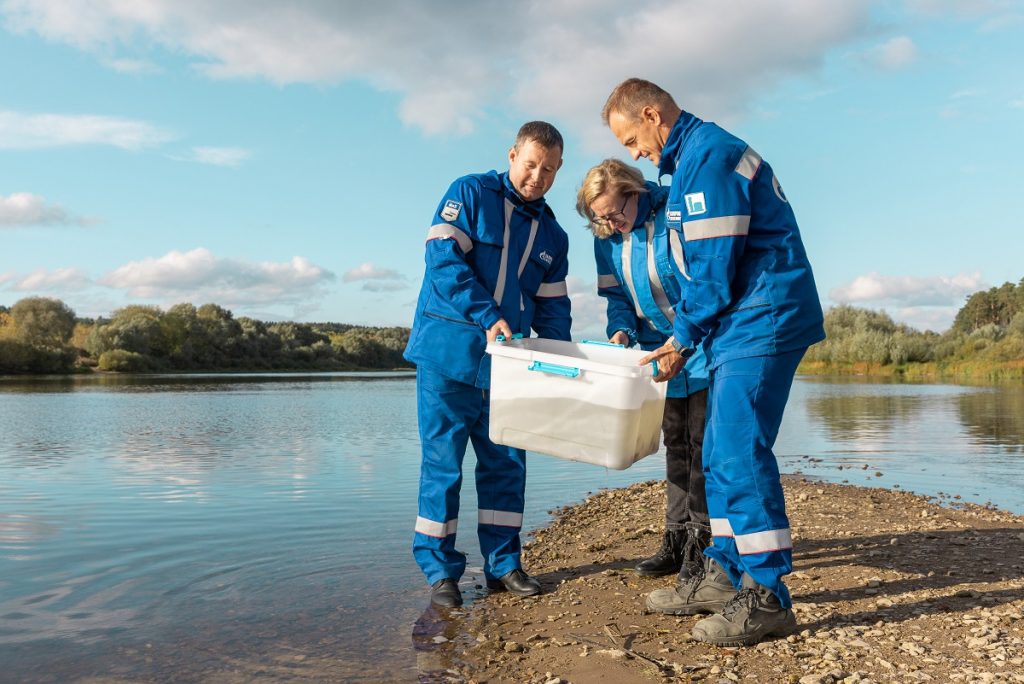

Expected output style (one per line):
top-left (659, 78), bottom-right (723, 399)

top-left (1, 0), bottom-right (1022, 336)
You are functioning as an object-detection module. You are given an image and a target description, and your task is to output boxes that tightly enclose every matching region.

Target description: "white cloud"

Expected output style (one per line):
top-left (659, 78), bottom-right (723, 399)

top-left (0, 192), bottom-right (91, 227)
top-left (97, 247), bottom-right (336, 306)
top-left (342, 262), bottom-right (407, 294)
top-left (3, 267), bottom-right (92, 292)
top-left (173, 146), bottom-right (251, 167)
top-left (862, 36), bottom-right (917, 70)
top-left (0, 109), bottom-right (174, 150)
top-left (104, 57), bottom-right (161, 74)
top-left (342, 262), bottom-right (402, 282)
top-left (1010, 98), bottom-right (1024, 109)
top-left (362, 281), bottom-right (409, 293)
top-left (886, 306), bottom-right (962, 333)
top-left (830, 271), bottom-right (986, 308)
top-left (0, 0), bottom-right (875, 139)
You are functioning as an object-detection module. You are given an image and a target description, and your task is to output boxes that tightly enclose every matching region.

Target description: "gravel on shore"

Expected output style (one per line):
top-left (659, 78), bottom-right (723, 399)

top-left (414, 476), bottom-right (1024, 684)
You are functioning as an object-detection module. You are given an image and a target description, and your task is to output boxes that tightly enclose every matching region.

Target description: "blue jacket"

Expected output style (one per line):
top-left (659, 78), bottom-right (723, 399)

top-left (658, 112), bottom-right (825, 369)
top-left (595, 182), bottom-right (708, 398)
top-left (405, 170), bottom-right (572, 388)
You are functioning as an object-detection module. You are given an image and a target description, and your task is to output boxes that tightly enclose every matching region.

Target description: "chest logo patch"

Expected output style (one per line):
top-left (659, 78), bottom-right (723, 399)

top-left (440, 200), bottom-right (462, 221)
top-left (538, 250), bottom-right (553, 265)
top-left (684, 192), bottom-right (707, 216)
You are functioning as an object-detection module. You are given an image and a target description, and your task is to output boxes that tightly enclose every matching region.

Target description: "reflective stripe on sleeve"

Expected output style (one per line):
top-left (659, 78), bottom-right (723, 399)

top-left (683, 215), bottom-right (751, 241)
top-left (536, 281), bottom-right (567, 298)
top-left (597, 274), bottom-right (619, 289)
top-left (415, 515), bottom-right (458, 538)
top-left (735, 528), bottom-right (793, 555)
top-left (710, 517), bottom-right (734, 537)
top-left (734, 146), bottom-right (762, 181)
top-left (427, 224), bottom-right (473, 254)
top-left (478, 509), bottom-right (523, 528)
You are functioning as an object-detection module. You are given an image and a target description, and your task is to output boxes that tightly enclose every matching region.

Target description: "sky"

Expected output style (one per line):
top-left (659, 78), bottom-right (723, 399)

top-left (1, 0), bottom-right (1022, 337)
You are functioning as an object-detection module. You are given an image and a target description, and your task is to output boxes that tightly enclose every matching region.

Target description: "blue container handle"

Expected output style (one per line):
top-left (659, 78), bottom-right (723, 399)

top-left (650, 360), bottom-right (659, 377)
top-left (580, 339), bottom-right (625, 348)
top-left (494, 333), bottom-right (524, 342)
top-left (528, 360), bottom-right (580, 378)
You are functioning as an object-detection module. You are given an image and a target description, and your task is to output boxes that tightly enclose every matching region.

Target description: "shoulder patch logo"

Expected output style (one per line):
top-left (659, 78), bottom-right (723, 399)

top-left (684, 192), bottom-right (707, 216)
top-left (666, 209), bottom-right (682, 223)
top-left (538, 250), bottom-right (554, 265)
top-left (440, 200), bottom-right (462, 222)
top-left (772, 174), bottom-right (788, 203)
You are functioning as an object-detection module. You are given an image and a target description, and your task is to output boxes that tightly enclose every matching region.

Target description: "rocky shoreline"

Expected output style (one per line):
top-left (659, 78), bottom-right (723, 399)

top-left (416, 476), bottom-right (1024, 683)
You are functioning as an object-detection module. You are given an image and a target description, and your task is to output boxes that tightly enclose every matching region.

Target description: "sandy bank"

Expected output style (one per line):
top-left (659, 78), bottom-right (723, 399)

top-left (417, 476), bottom-right (1024, 683)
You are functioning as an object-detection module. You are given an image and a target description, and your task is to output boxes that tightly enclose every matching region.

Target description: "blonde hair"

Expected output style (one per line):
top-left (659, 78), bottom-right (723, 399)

top-left (576, 158), bottom-right (648, 239)
top-left (601, 78), bottom-right (677, 124)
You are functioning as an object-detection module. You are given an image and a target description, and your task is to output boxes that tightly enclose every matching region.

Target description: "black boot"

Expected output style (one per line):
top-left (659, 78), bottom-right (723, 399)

top-left (679, 525), bottom-right (712, 581)
top-left (635, 529), bottom-right (686, 577)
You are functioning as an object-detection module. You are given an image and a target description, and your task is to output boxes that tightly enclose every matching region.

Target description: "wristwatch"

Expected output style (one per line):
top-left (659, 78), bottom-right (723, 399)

top-left (667, 336), bottom-right (695, 360)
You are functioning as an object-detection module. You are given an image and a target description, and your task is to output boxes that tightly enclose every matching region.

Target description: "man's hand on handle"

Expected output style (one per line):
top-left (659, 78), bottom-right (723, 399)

top-left (639, 340), bottom-right (685, 383)
top-left (609, 330), bottom-right (630, 346)
top-left (486, 319), bottom-right (513, 343)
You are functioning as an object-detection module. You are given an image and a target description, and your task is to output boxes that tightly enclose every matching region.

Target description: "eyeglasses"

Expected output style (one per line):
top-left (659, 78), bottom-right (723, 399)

top-left (593, 194), bottom-right (631, 227)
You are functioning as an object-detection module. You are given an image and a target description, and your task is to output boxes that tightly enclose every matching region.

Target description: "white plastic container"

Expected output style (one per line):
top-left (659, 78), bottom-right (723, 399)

top-left (486, 338), bottom-right (667, 469)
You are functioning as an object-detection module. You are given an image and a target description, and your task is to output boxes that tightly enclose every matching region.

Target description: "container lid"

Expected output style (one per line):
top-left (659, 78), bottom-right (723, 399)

top-left (486, 338), bottom-right (657, 379)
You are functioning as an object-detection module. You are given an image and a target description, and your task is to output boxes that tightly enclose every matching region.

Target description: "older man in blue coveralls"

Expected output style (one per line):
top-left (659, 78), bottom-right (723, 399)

top-left (602, 78), bottom-right (825, 646)
top-left (404, 121), bottom-right (572, 608)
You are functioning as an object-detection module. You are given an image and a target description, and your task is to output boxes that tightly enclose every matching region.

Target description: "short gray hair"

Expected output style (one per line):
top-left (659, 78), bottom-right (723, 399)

top-left (601, 78), bottom-right (677, 124)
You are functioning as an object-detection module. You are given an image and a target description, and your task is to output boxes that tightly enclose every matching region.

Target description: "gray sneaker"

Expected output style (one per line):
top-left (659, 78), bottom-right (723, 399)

top-left (691, 574), bottom-right (797, 646)
top-left (644, 555), bottom-right (737, 615)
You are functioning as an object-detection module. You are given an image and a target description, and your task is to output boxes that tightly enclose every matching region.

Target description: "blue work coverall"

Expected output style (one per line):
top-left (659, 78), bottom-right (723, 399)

top-left (594, 182), bottom-right (709, 532)
top-left (404, 170), bottom-right (572, 586)
top-left (658, 111), bottom-right (825, 607)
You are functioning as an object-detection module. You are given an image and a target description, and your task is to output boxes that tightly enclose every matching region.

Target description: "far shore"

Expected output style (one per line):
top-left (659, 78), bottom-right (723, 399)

top-left (415, 477), bottom-right (1024, 683)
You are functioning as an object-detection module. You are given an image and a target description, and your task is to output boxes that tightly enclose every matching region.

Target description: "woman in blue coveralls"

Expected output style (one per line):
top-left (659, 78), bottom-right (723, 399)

top-left (576, 158), bottom-right (710, 581)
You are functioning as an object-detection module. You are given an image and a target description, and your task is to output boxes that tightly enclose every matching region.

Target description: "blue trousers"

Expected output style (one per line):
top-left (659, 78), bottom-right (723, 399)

top-left (412, 367), bottom-right (526, 586)
top-left (702, 348), bottom-right (805, 608)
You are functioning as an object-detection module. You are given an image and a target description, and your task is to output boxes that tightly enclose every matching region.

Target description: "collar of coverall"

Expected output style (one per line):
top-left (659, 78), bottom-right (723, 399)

top-left (657, 110), bottom-right (702, 181)
top-left (500, 171), bottom-right (551, 219)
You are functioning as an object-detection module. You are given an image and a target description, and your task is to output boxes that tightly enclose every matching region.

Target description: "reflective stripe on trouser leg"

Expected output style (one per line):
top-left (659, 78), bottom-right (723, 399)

top-left (474, 391), bottom-right (526, 581)
top-left (412, 367), bottom-right (482, 585)
top-left (702, 407), bottom-right (741, 591)
top-left (701, 348), bottom-right (806, 608)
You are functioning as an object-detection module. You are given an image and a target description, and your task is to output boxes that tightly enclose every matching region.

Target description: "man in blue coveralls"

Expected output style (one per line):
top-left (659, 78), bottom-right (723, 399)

top-left (404, 121), bottom-right (572, 608)
top-left (602, 78), bottom-right (825, 646)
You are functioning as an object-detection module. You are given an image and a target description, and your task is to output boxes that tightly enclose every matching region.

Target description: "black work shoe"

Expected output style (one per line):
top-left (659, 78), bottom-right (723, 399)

top-left (678, 525), bottom-right (712, 581)
top-left (486, 569), bottom-right (542, 597)
top-left (429, 578), bottom-right (463, 608)
top-left (635, 529), bottom-right (686, 577)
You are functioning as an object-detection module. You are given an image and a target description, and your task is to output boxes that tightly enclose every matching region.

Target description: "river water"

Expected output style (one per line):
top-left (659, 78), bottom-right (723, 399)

top-left (0, 373), bottom-right (1021, 682)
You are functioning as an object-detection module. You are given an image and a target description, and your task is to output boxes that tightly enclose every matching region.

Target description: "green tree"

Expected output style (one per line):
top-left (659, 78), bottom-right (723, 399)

top-left (10, 297), bottom-right (76, 348)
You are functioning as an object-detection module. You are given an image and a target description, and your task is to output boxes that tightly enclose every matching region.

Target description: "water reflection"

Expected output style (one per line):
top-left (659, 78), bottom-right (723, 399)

top-left (1, 374), bottom-right (1022, 682)
top-left (805, 390), bottom-right (926, 445)
top-left (956, 387), bottom-right (1024, 454)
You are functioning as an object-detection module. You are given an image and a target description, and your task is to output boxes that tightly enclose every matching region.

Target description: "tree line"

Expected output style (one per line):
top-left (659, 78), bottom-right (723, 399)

top-left (3, 278), bottom-right (1022, 376)
top-left (803, 277), bottom-right (1024, 379)
top-left (0, 298), bottom-right (412, 374)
